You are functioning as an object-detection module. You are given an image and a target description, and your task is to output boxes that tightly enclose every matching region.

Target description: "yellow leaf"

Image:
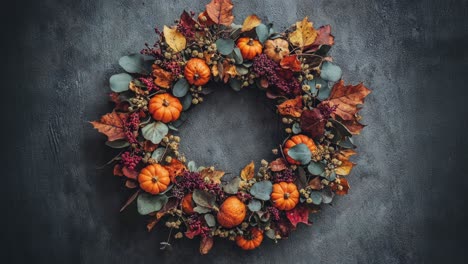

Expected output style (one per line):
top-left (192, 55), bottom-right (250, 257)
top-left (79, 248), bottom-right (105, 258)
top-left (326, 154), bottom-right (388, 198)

top-left (163, 25), bottom-right (186, 52)
top-left (241, 14), bottom-right (261, 32)
top-left (335, 160), bottom-right (354, 176)
top-left (288, 17), bottom-right (318, 48)
top-left (211, 64), bottom-right (219, 77)
top-left (200, 167), bottom-right (225, 184)
top-left (240, 161), bottom-right (255, 181)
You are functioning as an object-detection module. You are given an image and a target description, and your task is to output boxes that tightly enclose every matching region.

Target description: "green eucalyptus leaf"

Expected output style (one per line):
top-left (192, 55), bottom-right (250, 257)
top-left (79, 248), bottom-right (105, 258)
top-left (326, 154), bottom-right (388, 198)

top-left (192, 189), bottom-right (216, 208)
top-left (321, 188), bottom-right (334, 204)
top-left (119, 54), bottom-right (148, 74)
top-left (309, 191), bottom-right (322, 205)
top-left (232, 47), bottom-right (243, 64)
top-left (256, 24), bottom-right (269, 43)
top-left (204, 214), bottom-right (216, 227)
top-left (229, 78), bottom-right (242, 91)
top-left (141, 122), bottom-right (168, 144)
top-left (222, 177), bottom-right (240, 194)
top-left (170, 113), bottom-right (187, 128)
top-left (105, 140), bottom-right (130, 149)
top-left (248, 199), bottom-right (262, 212)
top-left (193, 206), bottom-right (211, 214)
top-left (188, 161), bottom-right (197, 172)
top-left (151, 147), bottom-right (166, 162)
top-left (216, 38), bottom-right (235, 55)
top-left (181, 93), bottom-right (192, 111)
top-left (338, 136), bottom-right (356, 149)
top-left (292, 123), bottom-right (301, 134)
top-left (250, 181), bottom-right (273, 201)
top-left (308, 161), bottom-right (325, 175)
top-left (137, 193), bottom-right (168, 215)
top-left (109, 73), bottom-right (132, 92)
top-left (287, 143), bottom-right (312, 164)
top-left (236, 65), bottom-right (249, 75)
top-left (320, 62), bottom-right (342, 82)
top-left (173, 78), bottom-right (189, 97)
top-left (326, 171), bottom-right (337, 181)
top-left (265, 229), bottom-right (276, 239)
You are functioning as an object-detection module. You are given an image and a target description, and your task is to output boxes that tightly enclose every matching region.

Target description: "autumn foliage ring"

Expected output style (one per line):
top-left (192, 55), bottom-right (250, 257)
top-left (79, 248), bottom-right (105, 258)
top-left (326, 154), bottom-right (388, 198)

top-left (91, 0), bottom-right (371, 254)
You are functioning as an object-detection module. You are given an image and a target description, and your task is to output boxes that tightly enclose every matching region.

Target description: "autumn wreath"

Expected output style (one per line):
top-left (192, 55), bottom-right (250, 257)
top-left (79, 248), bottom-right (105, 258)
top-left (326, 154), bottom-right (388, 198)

top-left (91, 0), bottom-right (371, 254)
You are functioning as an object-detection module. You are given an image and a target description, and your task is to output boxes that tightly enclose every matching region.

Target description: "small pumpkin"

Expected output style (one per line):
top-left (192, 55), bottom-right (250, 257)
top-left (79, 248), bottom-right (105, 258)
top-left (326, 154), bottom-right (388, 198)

top-left (216, 196), bottom-right (246, 228)
top-left (148, 93), bottom-right (183, 123)
top-left (236, 37), bottom-right (263, 60)
top-left (271, 182), bottom-right (299, 211)
top-left (263, 38), bottom-right (290, 62)
top-left (181, 193), bottom-right (196, 214)
top-left (184, 58), bottom-right (211, 86)
top-left (283, 134), bottom-right (318, 165)
top-left (235, 228), bottom-right (263, 250)
top-left (138, 164), bottom-right (171, 195)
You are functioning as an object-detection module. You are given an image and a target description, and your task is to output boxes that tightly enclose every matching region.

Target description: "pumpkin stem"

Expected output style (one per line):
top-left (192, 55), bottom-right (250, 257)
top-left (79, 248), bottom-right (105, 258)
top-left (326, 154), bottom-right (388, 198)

top-left (248, 38), bottom-right (254, 46)
top-left (194, 73), bottom-right (200, 80)
top-left (162, 99), bottom-right (170, 107)
top-left (151, 177), bottom-right (158, 183)
top-left (274, 46), bottom-right (282, 53)
top-left (283, 193), bottom-right (290, 199)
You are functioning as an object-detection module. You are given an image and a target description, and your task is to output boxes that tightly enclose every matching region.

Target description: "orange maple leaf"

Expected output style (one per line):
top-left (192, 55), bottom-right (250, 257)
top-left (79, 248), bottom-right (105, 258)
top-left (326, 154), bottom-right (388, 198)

top-left (205, 0), bottom-right (234, 26)
top-left (277, 96), bottom-right (303, 117)
top-left (280, 55), bottom-right (302, 72)
top-left (163, 159), bottom-right (187, 183)
top-left (90, 111), bottom-right (127, 141)
top-left (325, 80), bottom-right (371, 121)
top-left (152, 64), bottom-right (174, 89)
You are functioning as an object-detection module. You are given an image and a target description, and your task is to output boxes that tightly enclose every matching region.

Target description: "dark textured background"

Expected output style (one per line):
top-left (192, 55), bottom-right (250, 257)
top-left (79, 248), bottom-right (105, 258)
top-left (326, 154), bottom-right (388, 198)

top-left (2, 0), bottom-right (468, 263)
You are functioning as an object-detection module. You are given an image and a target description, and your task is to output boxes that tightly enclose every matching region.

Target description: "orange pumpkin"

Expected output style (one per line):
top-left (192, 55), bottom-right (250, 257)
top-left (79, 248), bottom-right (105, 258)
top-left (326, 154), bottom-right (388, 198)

top-left (216, 196), bottom-right (246, 228)
top-left (271, 182), bottom-right (299, 211)
top-left (236, 37), bottom-right (263, 60)
top-left (181, 193), bottom-right (196, 214)
top-left (184, 58), bottom-right (211, 86)
top-left (235, 228), bottom-right (263, 250)
top-left (283, 134), bottom-right (318, 165)
top-left (148, 93), bottom-right (182, 123)
top-left (138, 164), bottom-right (171, 195)
top-left (263, 38), bottom-right (290, 62)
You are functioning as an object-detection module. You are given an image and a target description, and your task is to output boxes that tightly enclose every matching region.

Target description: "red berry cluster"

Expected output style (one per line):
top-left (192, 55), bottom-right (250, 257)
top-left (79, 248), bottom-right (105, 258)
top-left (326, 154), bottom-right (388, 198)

top-left (272, 168), bottom-right (296, 183)
top-left (138, 76), bottom-right (158, 92)
top-left (163, 61), bottom-right (182, 77)
top-left (120, 151), bottom-right (142, 170)
top-left (266, 206), bottom-right (281, 221)
top-left (186, 215), bottom-right (211, 238)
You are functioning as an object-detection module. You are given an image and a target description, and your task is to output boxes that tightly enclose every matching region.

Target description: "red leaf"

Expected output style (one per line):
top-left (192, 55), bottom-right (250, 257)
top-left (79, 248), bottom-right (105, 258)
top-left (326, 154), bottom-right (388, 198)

top-left (300, 108), bottom-right (326, 139)
top-left (277, 96), bottom-right (303, 117)
top-left (280, 55), bottom-right (302, 72)
top-left (304, 25), bottom-right (335, 52)
top-left (122, 166), bottom-right (138, 179)
top-left (286, 205), bottom-right (311, 227)
top-left (270, 158), bottom-right (287, 172)
top-left (125, 180), bottom-right (137, 189)
top-left (200, 236), bottom-right (214, 255)
top-left (113, 164), bottom-right (123, 177)
top-left (180, 10), bottom-right (196, 29)
top-left (90, 111), bottom-right (127, 141)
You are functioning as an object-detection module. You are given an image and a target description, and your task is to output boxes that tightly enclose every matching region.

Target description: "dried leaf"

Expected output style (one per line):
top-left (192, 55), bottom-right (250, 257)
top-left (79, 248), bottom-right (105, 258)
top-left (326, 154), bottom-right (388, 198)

top-left (304, 25), bottom-right (335, 52)
top-left (308, 177), bottom-right (323, 190)
top-left (286, 206), bottom-right (310, 227)
top-left (163, 159), bottom-right (187, 183)
top-left (129, 81), bottom-right (145, 95)
top-left (341, 119), bottom-right (366, 135)
top-left (300, 108), bottom-right (326, 139)
top-left (113, 164), bottom-right (123, 176)
top-left (198, 11), bottom-right (215, 26)
top-left (241, 14), bottom-right (261, 32)
top-left (324, 80), bottom-right (371, 121)
top-left (222, 60), bottom-right (237, 83)
top-left (334, 150), bottom-right (356, 176)
top-left (125, 180), bottom-right (138, 189)
top-left (205, 0), bottom-right (234, 26)
top-left (200, 168), bottom-right (225, 184)
top-left (280, 55), bottom-right (302, 72)
top-left (179, 10), bottom-right (196, 30)
top-left (152, 64), bottom-right (174, 89)
top-left (331, 178), bottom-right (350, 195)
top-left (211, 64), bottom-right (219, 77)
top-left (277, 96), bottom-right (303, 118)
top-left (163, 25), bottom-right (186, 52)
top-left (122, 166), bottom-right (138, 179)
top-left (200, 236), bottom-right (214, 255)
top-left (240, 161), bottom-right (255, 181)
top-left (143, 141), bottom-right (158, 152)
top-left (90, 111), bottom-right (127, 141)
top-left (288, 17), bottom-right (318, 48)
top-left (270, 158), bottom-right (287, 172)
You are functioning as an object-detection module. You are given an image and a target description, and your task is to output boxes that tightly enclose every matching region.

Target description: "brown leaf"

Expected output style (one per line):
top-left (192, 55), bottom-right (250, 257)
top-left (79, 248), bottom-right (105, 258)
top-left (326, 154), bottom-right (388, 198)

top-left (179, 10), bottom-right (196, 30)
top-left (200, 168), bottom-right (225, 184)
top-left (280, 55), bottom-right (302, 72)
top-left (125, 180), bottom-right (138, 189)
top-left (335, 150), bottom-right (356, 176)
top-left (324, 80), bottom-right (371, 121)
top-left (198, 11), bottom-right (215, 26)
top-left (222, 60), bottom-right (237, 83)
top-left (308, 177), bottom-right (323, 190)
top-left (129, 81), bottom-right (145, 95)
top-left (163, 159), bottom-right (187, 183)
top-left (300, 108), bottom-right (326, 139)
top-left (331, 178), bottom-right (350, 195)
top-left (163, 25), bottom-right (186, 52)
top-left (152, 64), bottom-right (174, 89)
top-left (211, 64), bottom-right (219, 77)
top-left (205, 0), bottom-right (234, 26)
top-left (304, 25), bottom-right (335, 52)
top-left (341, 119), bottom-right (366, 135)
top-left (120, 190), bottom-right (140, 212)
top-left (288, 17), bottom-right (318, 48)
top-left (113, 164), bottom-right (124, 176)
top-left (200, 236), bottom-right (214, 255)
top-left (122, 166), bottom-right (138, 180)
top-left (142, 141), bottom-right (158, 152)
top-left (241, 14), bottom-right (261, 32)
top-left (240, 161), bottom-right (255, 181)
top-left (270, 158), bottom-right (287, 172)
top-left (90, 111), bottom-right (127, 141)
top-left (277, 96), bottom-right (303, 117)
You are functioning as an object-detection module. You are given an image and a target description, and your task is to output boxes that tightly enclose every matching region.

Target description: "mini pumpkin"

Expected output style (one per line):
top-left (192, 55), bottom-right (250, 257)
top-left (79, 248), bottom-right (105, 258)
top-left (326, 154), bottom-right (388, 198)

top-left (148, 93), bottom-right (182, 123)
top-left (263, 38), bottom-right (290, 62)
top-left (283, 134), bottom-right (318, 165)
top-left (271, 182), bottom-right (299, 211)
top-left (236, 37), bottom-right (263, 60)
top-left (184, 58), bottom-right (211, 86)
top-left (235, 228), bottom-right (263, 250)
top-left (216, 196), bottom-right (246, 228)
top-left (181, 193), bottom-right (196, 214)
top-left (138, 164), bottom-right (171, 195)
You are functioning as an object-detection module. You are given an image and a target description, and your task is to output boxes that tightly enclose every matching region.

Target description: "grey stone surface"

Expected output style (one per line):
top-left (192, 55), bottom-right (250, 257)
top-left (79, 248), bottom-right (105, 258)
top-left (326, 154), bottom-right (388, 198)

top-left (2, 0), bottom-right (468, 263)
